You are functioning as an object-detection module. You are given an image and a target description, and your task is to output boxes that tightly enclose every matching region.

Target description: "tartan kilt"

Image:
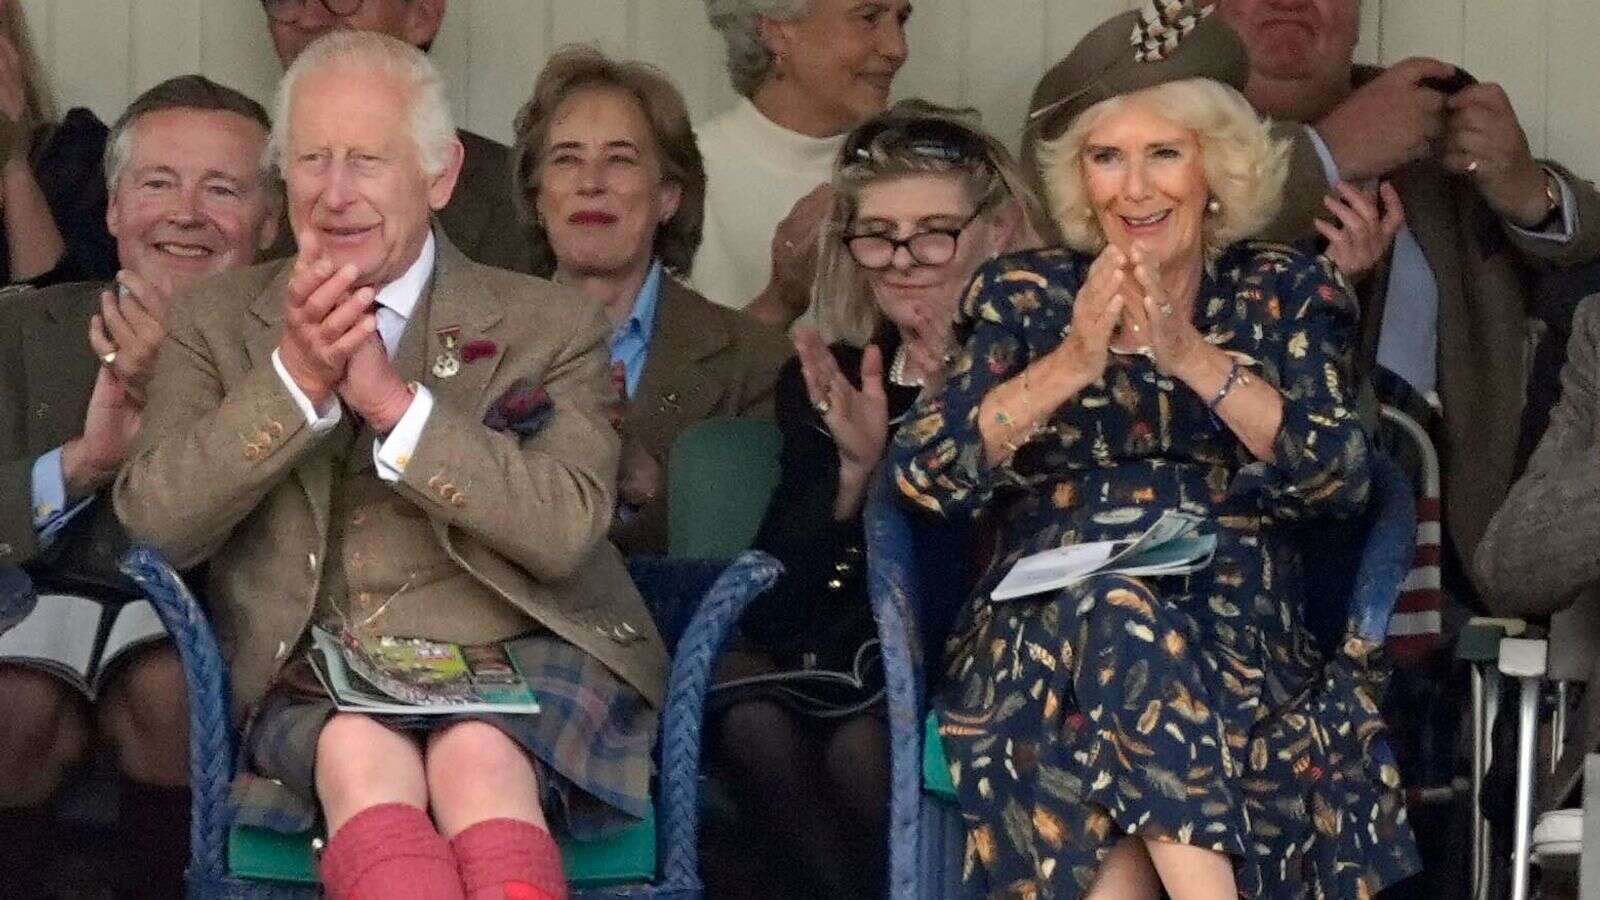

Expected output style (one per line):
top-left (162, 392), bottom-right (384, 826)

top-left (233, 632), bottom-right (656, 842)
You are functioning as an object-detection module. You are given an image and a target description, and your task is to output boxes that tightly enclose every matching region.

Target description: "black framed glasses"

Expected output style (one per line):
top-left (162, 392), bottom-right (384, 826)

top-left (262, 0), bottom-right (364, 24)
top-left (843, 208), bottom-right (985, 270)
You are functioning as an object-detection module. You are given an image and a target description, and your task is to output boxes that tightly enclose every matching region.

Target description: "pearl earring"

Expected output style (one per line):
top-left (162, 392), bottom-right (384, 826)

top-left (1206, 197), bottom-right (1222, 216)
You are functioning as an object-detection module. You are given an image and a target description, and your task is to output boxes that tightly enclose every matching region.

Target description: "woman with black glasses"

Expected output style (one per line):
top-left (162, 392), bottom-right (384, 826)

top-left (706, 99), bottom-right (1048, 900)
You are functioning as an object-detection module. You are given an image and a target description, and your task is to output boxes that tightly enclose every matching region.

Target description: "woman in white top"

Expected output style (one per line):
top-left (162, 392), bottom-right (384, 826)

top-left (697, 0), bottom-right (909, 327)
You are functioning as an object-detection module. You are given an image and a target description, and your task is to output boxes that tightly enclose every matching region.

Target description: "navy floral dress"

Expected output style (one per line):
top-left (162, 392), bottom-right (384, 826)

top-left (892, 242), bottom-right (1421, 898)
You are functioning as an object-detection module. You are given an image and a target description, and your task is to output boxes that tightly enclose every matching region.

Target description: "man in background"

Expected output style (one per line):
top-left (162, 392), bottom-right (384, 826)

top-left (0, 75), bottom-right (280, 899)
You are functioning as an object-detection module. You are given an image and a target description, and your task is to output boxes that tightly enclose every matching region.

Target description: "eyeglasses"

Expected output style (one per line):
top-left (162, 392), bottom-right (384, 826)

top-left (843, 208), bottom-right (984, 270)
top-left (262, 0), bottom-right (364, 24)
top-left (841, 116), bottom-right (991, 169)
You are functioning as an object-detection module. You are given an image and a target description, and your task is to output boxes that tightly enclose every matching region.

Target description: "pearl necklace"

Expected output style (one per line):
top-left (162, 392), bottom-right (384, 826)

top-left (888, 343), bottom-right (922, 388)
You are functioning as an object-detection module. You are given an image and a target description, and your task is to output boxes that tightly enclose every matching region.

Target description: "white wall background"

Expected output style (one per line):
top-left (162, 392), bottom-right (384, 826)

top-left (19, 0), bottom-right (1600, 181)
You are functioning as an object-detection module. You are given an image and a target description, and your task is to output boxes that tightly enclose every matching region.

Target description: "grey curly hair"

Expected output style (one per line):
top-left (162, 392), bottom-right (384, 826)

top-left (704, 0), bottom-right (813, 97)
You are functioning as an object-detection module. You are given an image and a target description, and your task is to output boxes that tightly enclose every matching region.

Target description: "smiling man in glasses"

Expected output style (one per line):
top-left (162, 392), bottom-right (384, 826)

top-left (258, 0), bottom-right (536, 276)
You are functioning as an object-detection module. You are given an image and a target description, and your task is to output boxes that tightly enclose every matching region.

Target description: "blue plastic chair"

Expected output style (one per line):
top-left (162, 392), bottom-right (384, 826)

top-left (119, 547), bottom-right (781, 900)
top-left (864, 452), bottom-right (1419, 899)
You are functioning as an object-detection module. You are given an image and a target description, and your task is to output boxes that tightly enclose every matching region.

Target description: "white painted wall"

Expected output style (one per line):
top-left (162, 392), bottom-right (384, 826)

top-left (20, 0), bottom-right (1600, 180)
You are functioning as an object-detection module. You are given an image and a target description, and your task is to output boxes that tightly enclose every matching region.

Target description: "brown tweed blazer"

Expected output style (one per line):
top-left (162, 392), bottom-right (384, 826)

top-left (0, 281), bottom-right (121, 574)
top-left (112, 234), bottom-right (666, 715)
top-left (1474, 295), bottom-right (1600, 613)
top-left (611, 276), bottom-right (790, 556)
top-left (1257, 68), bottom-right (1600, 576)
top-left (1474, 297), bottom-right (1600, 808)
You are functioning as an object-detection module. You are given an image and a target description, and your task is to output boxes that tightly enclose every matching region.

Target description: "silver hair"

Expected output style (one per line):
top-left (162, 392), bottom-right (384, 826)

top-left (704, 0), bottom-right (813, 97)
top-left (267, 30), bottom-right (456, 178)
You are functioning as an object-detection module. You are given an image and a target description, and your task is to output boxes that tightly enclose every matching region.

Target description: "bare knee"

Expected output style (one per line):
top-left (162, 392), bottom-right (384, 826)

top-left (315, 714), bottom-right (426, 833)
top-left (425, 721), bottom-right (544, 837)
top-left (0, 666), bottom-right (88, 805)
top-left (98, 644), bottom-right (189, 786)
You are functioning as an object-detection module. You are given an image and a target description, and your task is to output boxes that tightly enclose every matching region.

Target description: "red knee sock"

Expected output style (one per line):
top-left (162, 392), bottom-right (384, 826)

top-left (450, 817), bottom-right (567, 900)
top-left (320, 802), bottom-right (464, 900)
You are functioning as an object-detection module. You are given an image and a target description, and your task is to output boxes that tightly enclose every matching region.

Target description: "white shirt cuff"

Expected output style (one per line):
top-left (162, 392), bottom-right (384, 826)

top-left (1304, 125), bottom-right (1343, 186)
top-left (373, 384), bottom-right (433, 482)
top-left (271, 347), bottom-right (342, 433)
top-left (1508, 167), bottom-right (1579, 243)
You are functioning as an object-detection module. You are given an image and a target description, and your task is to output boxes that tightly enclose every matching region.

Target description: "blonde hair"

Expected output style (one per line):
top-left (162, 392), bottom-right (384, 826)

top-left (1036, 78), bottom-right (1288, 256)
top-left (2, 4), bottom-right (52, 125)
top-left (816, 99), bottom-right (1049, 345)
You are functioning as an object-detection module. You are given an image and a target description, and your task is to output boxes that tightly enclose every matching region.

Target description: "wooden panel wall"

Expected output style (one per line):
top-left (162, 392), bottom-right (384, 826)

top-left (19, 0), bottom-right (1600, 180)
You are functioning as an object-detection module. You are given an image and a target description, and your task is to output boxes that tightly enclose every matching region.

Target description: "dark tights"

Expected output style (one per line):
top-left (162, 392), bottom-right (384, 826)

top-left (706, 698), bottom-right (890, 900)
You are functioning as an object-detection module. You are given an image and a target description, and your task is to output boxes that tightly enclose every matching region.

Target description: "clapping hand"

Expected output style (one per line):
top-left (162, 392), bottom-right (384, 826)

top-left (0, 31), bottom-right (29, 162)
top-left (793, 325), bottom-right (889, 485)
top-left (1118, 246), bottom-right (1206, 379)
top-left (1052, 243), bottom-right (1127, 382)
top-left (1316, 182), bottom-right (1405, 281)
top-left (899, 302), bottom-right (955, 394)
top-left (87, 270), bottom-right (172, 404)
top-left (276, 233), bottom-right (379, 408)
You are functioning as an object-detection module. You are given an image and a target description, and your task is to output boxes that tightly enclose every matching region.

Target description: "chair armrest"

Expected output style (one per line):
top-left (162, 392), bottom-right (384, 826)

top-left (1499, 638), bottom-right (1549, 679)
top-left (1346, 452), bottom-right (1418, 644)
top-left (118, 545), bottom-right (237, 883)
top-left (863, 466), bottom-right (933, 898)
top-left (654, 550), bottom-right (781, 892)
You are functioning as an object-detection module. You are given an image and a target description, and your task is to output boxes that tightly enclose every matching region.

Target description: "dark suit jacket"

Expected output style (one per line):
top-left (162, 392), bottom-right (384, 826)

top-left (1260, 68), bottom-right (1600, 581)
top-left (267, 129), bottom-right (537, 276)
top-left (611, 277), bottom-right (789, 555)
top-left (0, 281), bottom-right (131, 586)
top-left (113, 235), bottom-right (666, 713)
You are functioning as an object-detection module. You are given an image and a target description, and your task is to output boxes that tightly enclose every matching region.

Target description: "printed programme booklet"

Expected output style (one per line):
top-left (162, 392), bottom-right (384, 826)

top-left (0, 595), bottom-right (167, 699)
top-left (309, 626), bottom-right (540, 715)
top-left (990, 510), bottom-right (1217, 601)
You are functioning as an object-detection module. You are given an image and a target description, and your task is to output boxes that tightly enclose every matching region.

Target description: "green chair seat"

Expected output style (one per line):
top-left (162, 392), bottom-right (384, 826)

top-left (229, 806), bottom-right (656, 889)
top-left (923, 711), bottom-right (956, 802)
top-left (668, 419), bottom-right (782, 558)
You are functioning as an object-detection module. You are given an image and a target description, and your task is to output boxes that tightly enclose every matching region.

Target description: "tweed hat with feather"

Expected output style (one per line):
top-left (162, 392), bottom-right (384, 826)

top-left (1027, 0), bottom-right (1250, 142)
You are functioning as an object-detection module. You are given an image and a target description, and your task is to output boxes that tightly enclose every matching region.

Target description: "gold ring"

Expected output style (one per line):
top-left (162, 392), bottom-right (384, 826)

top-left (1466, 159), bottom-right (1480, 174)
top-left (99, 351), bottom-right (117, 365)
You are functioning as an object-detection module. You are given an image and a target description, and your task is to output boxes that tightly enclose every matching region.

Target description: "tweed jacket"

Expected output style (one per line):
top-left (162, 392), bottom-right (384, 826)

top-left (611, 276), bottom-right (789, 556)
top-left (1258, 72), bottom-right (1600, 575)
top-left (1474, 295), bottom-right (1600, 613)
top-left (1474, 296), bottom-right (1600, 808)
top-left (112, 234), bottom-right (667, 715)
top-left (0, 281), bottom-right (128, 579)
top-left (267, 129), bottom-right (536, 276)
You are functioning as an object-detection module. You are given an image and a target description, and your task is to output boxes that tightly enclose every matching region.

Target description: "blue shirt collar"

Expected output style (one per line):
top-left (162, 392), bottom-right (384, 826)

top-left (618, 259), bottom-right (664, 345)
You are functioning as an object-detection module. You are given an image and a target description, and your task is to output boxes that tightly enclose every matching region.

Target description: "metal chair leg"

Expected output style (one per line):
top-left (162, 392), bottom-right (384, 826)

top-left (1513, 675), bottom-right (1540, 900)
top-left (1473, 665), bottom-right (1501, 900)
top-left (1555, 682), bottom-right (1570, 773)
top-left (1501, 638), bottom-right (1549, 900)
